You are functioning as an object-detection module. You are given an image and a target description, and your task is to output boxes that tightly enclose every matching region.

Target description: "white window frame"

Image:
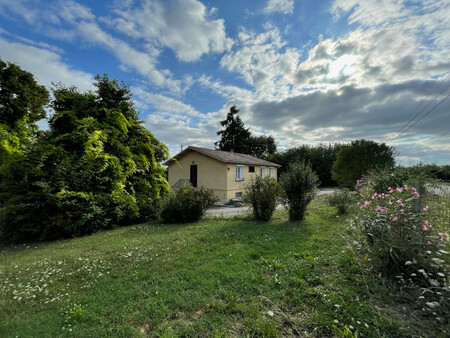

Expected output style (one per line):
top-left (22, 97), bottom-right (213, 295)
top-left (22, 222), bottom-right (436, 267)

top-left (236, 165), bottom-right (244, 181)
top-left (268, 167), bottom-right (274, 178)
top-left (260, 166), bottom-right (265, 178)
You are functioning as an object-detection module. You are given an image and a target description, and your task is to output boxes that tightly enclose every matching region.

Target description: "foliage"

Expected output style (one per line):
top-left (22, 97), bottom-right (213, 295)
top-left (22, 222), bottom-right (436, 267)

top-left (352, 186), bottom-right (449, 322)
top-left (160, 183), bottom-right (218, 223)
top-left (267, 143), bottom-right (342, 186)
top-left (215, 106), bottom-right (251, 154)
top-left (332, 139), bottom-right (396, 188)
top-left (244, 135), bottom-right (277, 158)
top-left (0, 58), bottom-right (49, 165)
top-left (356, 165), bottom-right (438, 201)
top-left (280, 162), bottom-right (319, 221)
top-left (0, 75), bottom-right (169, 242)
top-left (215, 106), bottom-right (276, 158)
top-left (243, 176), bottom-right (283, 221)
top-left (327, 189), bottom-right (355, 214)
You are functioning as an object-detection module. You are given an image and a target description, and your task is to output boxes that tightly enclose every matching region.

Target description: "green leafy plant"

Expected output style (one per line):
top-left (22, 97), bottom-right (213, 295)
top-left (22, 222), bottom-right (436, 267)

top-left (332, 139), bottom-right (395, 188)
top-left (328, 189), bottom-right (355, 214)
top-left (280, 162), bottom-right (319, 221)
top-left (160, 183), bottom-right (218, 223)
top-left (243, 176), bottom-right (282, 221)
top-left (352, 185), bottom-right (449, 322)
top-left (0, 75), bottom-right (169, 243)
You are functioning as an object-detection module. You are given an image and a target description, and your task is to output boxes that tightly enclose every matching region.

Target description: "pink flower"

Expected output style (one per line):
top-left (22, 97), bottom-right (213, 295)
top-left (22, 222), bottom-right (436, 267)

top-left (423, 225), bottom-right (429, 231)
top-left (400, 209), bottom-right (405, 214)
top-left (392, 216), bottom-right (398, 221)
top-left (254, 188), bottom-right (258, 192)
top-left (353, 240), bottom-right (362, 248)
top-left (412, 225), bottom-right (416, 229)
top-left (396, 187), bottom-right (403, 193)
top-left (389, 200), bottom-right (393, 205)
top-left (423, 206), bottom-right (428, 211)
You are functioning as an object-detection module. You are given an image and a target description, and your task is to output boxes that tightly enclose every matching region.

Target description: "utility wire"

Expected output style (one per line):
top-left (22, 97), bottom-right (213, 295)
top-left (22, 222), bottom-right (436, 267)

top-left (387, 72), bottom-right (450, 136)
top-left (389, 92), bottom-right (450, 143)
top-left (388, 82), bottom-right (450, 141)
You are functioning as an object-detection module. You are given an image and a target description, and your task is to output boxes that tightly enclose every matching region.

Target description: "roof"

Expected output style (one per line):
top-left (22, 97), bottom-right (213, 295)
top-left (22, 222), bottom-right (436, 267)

top-left (164, 146), bottom-right (281, 167)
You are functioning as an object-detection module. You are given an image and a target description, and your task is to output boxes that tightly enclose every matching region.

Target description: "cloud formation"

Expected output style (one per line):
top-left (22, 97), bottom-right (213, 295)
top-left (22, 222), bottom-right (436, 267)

top-left (110, 0), bottom-right (233, 62)
top-left (264, 0), bottom-right (294, 15)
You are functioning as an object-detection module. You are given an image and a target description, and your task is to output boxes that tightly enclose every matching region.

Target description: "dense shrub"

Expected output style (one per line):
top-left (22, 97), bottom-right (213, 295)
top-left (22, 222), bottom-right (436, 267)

top-left (352, 186), bottom-right (449, 320)
top-left (280, 162), bottom-right (319, 221)
top-left (356, 165), bottom-right (438, 201)
top-left (332, 139), bottom-right (395, 188)
top-left (243, 176), bottom-right (282, 221)
top-left (267, 143), bottom-right (341, 186)
top-left (0, 75), bottom-right (169, 243)
top-left (327, 189), bottom-right (355, 214)
top-left (160, 184), bottom-right (218, 223)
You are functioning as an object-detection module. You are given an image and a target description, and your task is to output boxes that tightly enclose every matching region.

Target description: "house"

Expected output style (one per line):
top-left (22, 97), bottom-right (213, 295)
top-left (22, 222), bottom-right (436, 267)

top-left (164, 146), bottom-right (281, 202)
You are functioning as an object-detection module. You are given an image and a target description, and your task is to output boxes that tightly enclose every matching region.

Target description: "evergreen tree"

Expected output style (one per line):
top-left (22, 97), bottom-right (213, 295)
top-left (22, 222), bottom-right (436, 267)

top-left (215, 106), bottom-right (276, 157)
top-left (215, 106), bottom-right (251, 153)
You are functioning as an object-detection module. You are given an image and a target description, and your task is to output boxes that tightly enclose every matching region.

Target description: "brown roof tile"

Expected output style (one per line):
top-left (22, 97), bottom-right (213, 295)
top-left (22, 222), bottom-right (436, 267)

top-left (164, 146), bottom-right (281, 167)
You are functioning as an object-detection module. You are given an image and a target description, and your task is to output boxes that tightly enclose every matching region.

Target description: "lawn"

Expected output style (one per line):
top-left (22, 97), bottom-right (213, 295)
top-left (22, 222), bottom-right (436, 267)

top-left (0, 196), bottom-right (446, 337)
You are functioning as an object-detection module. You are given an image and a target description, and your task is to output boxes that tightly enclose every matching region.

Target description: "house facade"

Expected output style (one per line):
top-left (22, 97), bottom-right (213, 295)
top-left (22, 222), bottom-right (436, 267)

top-left (164, 146), bottom-right (281, 202)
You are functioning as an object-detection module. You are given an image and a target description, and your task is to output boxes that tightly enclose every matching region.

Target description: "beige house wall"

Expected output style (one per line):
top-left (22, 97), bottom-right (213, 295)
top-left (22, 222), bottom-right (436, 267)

top-left (167, 151), bottom-right (228, 201)
top-left (225, 164), bottom-right (278, 201)
top-left (167, 150), bottom-right (279, 202)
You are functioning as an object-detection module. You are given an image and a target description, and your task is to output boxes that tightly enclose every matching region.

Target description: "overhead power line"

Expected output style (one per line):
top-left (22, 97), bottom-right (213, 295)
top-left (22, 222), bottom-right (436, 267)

top-left (389, 92), bottom-right (450, 143)
top-left (387, 82), bottom-right (450, 143)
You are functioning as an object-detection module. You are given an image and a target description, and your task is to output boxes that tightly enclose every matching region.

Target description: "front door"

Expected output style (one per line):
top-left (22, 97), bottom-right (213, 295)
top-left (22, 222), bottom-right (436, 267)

top-left (190, 165), bottom-right (198, 187)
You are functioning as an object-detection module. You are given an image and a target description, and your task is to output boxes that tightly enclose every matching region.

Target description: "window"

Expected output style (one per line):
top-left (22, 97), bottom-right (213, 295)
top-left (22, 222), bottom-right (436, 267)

top-left (235, 192), bottom-right (242, 197)
top-left (249, 166), bottom-right (255, 173)
top-left (260, 166), bottom-right (265, 177)
top-left (236, 165), bottom-right (244, 181)
top-left (269, 167), bottom-right (274, 178)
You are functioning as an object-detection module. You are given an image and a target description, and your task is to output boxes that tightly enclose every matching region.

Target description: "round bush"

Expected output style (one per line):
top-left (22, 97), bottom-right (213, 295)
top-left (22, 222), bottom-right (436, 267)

top-left (160, 184), bottom-right (218, 223)
top-left (243, 176), bottom-right (282, 221)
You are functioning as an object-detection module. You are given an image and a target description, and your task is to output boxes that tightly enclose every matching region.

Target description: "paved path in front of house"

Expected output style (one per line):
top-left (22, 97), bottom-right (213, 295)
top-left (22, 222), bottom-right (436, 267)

top-left (205, 188), bottom-right (336, 218)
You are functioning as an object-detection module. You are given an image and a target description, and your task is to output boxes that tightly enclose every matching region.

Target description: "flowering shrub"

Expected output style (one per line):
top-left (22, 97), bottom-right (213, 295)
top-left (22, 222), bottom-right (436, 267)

top-left (243, 176), bottom-right (282, 221)
top-left (352, 185), bottom-right (449, 321)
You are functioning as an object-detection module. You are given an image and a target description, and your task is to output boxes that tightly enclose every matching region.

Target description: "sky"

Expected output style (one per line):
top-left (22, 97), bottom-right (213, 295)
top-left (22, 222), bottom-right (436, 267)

top-left (0, 0), bottom-right (449, 165)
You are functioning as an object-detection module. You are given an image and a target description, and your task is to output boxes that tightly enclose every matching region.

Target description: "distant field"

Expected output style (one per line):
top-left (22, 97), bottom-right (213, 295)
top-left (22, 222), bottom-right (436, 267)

top-left (0, 196), bottom-right (447, 337)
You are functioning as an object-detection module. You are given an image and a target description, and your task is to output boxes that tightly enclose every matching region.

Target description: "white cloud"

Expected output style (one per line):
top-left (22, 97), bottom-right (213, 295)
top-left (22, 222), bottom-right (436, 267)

top-left (0, 35), bottom-right (93, 91)
top-left (109, 0), bottom-right (233, 62)
top-left (220, 25), bottom-right (300, 99)
top-left (0, 0), bottom-right (183, 92)
top-left (264, 0), bottom-right (294, 15)
top-left (133, 87), bottom-right (202, 118)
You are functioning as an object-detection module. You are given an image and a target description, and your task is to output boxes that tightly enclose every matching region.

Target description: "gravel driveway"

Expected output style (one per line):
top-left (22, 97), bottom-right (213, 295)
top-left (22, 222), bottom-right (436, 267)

top-left (205, 187), bottom-right (336, 218)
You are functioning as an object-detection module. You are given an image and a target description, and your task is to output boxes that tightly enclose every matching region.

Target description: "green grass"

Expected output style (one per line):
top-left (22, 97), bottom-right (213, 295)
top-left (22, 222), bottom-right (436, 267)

top-left (0, 197), bottom-right (444, 337)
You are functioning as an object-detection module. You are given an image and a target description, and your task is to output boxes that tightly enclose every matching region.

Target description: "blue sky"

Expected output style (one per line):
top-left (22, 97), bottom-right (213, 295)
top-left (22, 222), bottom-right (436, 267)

top-left (0, 0), bottom-right (449, 164)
